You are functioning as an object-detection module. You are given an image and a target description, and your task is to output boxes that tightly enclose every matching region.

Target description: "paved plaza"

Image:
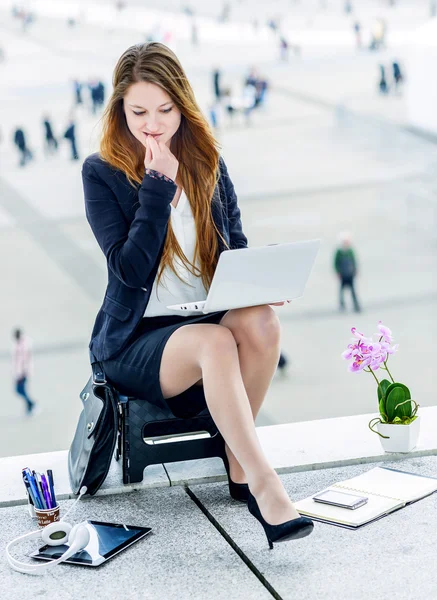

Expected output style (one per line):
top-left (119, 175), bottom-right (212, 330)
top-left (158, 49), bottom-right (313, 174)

top-left (0, 4), bottom-right (437, 434)
top-left (1, 453), bottom-right (437, 600)
top-left (0, 3), bottom-right (436, 457)
top-left (0, 3), bottom-right (436, 599)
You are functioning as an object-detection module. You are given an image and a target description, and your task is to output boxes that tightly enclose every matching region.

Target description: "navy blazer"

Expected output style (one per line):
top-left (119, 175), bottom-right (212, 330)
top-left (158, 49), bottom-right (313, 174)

top-left (82, 153), bottom-right (248, 361)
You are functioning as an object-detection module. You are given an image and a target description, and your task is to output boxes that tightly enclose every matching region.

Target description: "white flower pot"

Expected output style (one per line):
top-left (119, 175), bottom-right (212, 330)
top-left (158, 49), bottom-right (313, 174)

top-left (377, 416), bottom-right (420, 453)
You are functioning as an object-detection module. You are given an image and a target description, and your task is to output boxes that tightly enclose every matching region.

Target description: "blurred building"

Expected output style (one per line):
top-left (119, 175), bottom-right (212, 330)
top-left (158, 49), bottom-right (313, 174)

top-left (405, 19), bottom-right (437, 136)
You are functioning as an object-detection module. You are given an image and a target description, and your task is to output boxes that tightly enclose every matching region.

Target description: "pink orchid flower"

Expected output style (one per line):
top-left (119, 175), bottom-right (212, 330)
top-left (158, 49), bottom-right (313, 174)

top-left (351, 327), bottom-right (366, 340)
top-left (348, 356), bottom-right (372, 372)
top-left (342, 322), bottom-right (398, 374)
top-left (376, 321), bottom-right (392, 344)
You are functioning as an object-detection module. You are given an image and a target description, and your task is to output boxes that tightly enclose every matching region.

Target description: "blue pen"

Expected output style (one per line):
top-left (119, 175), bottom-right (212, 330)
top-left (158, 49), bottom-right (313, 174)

top-left (32, 470), bottom-right (46, 509)
top-left (23, 468), bottom-right (39, 507)
top-left (47, 470), bottom-right (57, 508)
top-left (35, 472), bottom-right (48, 509)
top-left (41, 474), bottom-right (52, 509)
top-left (22, 472), bottom-right (38, 507)
top-left (24, 469), bottom-right (43, 509)
top-left (28, 469), bottom-right (43, 509)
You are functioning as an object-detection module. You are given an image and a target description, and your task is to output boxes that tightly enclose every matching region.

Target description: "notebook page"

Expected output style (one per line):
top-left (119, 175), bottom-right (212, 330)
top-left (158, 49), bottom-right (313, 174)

top-left (295, 488), bottom-right (402, 527)
top-left (335, 467), bottom-right (437, 503)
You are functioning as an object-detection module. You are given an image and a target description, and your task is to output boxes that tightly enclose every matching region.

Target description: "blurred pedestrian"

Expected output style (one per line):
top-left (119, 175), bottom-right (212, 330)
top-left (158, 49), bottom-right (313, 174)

top-left (208, 103), bottom-right (219, 129)
top-left (392, 61), bottom-right (403, 92)
top-left (279, 36), bottom-right (289, 61)
top-left (191, 20), bottom-right (198, 45)
top-left (369, 18), bottom-right (386, 51)
top-left (255, 78), bottom-right (268, 108)
top-left (219, 1), bottom-right (231, 22)
top-left (89, 79), bottom-right (100, 114)
top-left (13, 127), bottom-right (33, 167)
top-left (213, 68), bottom-right (221, 102)
top-left (22, 11), bottom-right (33, 32)
top-left (64, 118), bottom-right (79, 160)
top-left (334, 233), bottom-right (361, 313)
top-left (378, 64), bottom-right (389, 94)
top-left (89, 79), bottom-right (106, 113)
top-left (344, 1), bottom-right (353, 14)
top-left (245, 67), bottom-right (258, 91)
top-left (245, 68), bottom-right (268, 108)
top-left (96, 80), bottom-right (106, 109)
top-left (353, 21), bottom-right (362, 48)
top-left (242, 82), bottom-right (257, 121)
top-left (222, 87), bottom-right (253, 126)
top-left (12, 328), bottom-right (38, 416)
top-left (73, 80), bottom-right (83, 105)
top-left (43, 116), bottom-right (58, 155)
top-left (267, 18), bottom-right (279, 33)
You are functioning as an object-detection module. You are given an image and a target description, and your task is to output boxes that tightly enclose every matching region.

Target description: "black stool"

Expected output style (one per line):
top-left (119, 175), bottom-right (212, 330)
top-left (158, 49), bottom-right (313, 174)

top-left (114, 387), bottom-right (227, 484)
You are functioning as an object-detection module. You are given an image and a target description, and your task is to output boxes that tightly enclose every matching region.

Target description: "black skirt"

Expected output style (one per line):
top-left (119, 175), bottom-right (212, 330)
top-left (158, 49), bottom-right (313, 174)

top-left (101, 311), bottom-right (227, 417)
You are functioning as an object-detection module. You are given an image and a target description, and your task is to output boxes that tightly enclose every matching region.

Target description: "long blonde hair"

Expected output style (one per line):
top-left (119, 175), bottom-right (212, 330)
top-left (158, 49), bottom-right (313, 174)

top-left (100, 42), bottom-right (225, 289)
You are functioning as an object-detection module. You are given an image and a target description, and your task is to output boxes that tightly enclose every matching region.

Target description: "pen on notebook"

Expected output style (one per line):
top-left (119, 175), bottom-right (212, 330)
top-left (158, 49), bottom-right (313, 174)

top-left (47, 469), bottom-right (57, 507)
top-left (41, 474), bottom-right (52, 509)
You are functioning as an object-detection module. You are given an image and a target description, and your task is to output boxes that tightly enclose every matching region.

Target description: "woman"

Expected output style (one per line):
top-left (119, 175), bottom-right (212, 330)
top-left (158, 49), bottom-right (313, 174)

top-left (82, 43), bottom-right (313, 549)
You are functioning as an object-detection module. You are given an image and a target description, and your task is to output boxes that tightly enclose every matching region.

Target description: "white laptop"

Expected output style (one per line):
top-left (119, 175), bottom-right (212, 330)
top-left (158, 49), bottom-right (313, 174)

top-left (167, 239), bottom-right (320, 314)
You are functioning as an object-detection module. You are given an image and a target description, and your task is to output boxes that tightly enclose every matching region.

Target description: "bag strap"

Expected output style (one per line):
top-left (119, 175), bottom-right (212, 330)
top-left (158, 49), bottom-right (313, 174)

top-left (89, 350), bottom-right (107, 386)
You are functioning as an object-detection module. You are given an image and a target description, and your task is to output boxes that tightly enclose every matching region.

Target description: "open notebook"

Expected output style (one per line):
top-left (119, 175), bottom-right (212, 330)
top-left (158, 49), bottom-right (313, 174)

top-left (295, 467), bottom-right (437, 529)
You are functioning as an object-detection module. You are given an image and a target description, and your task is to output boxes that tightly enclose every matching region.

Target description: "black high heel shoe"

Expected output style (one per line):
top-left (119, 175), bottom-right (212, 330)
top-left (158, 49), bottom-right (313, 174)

top-left (222, 453), bottom-right (249, 502)
top-left (247, 491), bottom-right (314, 549)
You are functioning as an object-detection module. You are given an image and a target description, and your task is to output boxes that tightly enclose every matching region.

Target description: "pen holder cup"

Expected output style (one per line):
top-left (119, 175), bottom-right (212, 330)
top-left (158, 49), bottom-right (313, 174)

top-left (27, 494), bottom-right (36, 519)
top-left (34, 505), bottom-right (60, 528)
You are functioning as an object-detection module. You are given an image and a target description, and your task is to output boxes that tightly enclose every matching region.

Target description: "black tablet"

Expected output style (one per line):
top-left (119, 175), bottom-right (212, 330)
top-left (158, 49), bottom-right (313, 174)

top-left (30, 520), bottom-right (152, 567)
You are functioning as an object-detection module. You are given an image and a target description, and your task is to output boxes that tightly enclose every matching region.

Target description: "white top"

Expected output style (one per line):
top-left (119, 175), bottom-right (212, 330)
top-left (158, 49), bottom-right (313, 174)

top-left (144, 190), bottom-right (208, 317)
top-left (12, 336), bottom-right (33, 380)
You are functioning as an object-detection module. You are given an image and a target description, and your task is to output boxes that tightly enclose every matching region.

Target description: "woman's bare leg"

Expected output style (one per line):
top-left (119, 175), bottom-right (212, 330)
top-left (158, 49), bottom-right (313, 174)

top-left (219, 305), bottom-right (281, 483)
top-left (159, 323), bottom-right (299, 524)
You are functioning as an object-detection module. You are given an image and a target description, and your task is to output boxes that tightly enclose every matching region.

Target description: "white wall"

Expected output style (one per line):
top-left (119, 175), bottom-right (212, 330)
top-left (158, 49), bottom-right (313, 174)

top-left (405, 19), bottom-right (437, 135)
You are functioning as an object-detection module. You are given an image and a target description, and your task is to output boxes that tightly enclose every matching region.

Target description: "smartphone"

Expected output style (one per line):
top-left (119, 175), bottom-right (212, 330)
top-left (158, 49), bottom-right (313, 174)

top-left (312, 489), bottom-right (368, 510)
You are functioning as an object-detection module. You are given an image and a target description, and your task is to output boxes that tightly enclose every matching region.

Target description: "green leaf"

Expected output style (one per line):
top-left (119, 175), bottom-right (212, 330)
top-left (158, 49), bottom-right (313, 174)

top-left (377, 379), bottom-right (391, 402)
top-left (386, 383), bottom-right (413, 421)
top-left (385, 386), bottom-right (406, 423)
top-left (386, 386), bottom-right (407, 421)
top-left (385, 382), bottom-right (411, 400)
top-left (378, 397), bottom-right (387, 420)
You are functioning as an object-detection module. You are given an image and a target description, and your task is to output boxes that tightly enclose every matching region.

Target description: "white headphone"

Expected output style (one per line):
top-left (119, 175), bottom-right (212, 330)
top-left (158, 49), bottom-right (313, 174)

top-left (6, 487), bottom-right (90, 575)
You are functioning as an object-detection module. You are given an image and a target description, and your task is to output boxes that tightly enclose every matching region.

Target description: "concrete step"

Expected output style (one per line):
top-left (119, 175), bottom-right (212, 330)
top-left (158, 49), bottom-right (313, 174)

top-left (2, 407), bottom-right (436, 507)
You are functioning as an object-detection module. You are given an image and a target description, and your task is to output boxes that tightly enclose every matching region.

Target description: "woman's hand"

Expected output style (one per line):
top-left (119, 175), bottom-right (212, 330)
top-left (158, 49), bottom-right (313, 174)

top-left (144, 135), bottom-right (179, 182)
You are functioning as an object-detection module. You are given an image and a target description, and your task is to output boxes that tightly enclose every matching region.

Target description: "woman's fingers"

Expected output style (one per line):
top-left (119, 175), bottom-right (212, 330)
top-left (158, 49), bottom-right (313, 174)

top-left (145, 140), bottom-right (152, 165)
top-left (147, 134), bottom-right (160, 156)
top-left (143, 135), bottom-right (179, 181)
top-left (269, 300), bottom-right (292, 306)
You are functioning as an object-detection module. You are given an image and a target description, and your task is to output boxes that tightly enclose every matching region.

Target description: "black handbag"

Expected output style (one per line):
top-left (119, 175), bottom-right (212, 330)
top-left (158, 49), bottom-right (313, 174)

top-left (68, 359), bottom-right (118, 495)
